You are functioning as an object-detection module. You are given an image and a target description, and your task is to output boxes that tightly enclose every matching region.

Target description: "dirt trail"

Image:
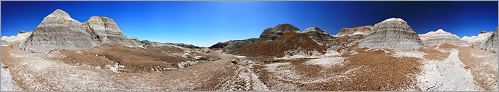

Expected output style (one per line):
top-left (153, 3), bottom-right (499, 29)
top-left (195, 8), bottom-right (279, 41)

top-left (417, 49), bottom-right (479, 91)
top-left (218, 58), bottom-right (269, 91)
top-left (135, 50), bottom-right (239, 91)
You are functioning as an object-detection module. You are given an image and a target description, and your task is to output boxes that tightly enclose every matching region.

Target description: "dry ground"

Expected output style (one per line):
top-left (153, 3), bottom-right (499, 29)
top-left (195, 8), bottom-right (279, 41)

top-left (253, 48), bottom-right (421, 91)
top-left (1, 43), bottom-right (242, 91)
top-left (2, 41), bottom-right (497, 91)
top-left (459, 46), bottom-right (498, 91)
top-left (50, 44), bottom-right (217, 72)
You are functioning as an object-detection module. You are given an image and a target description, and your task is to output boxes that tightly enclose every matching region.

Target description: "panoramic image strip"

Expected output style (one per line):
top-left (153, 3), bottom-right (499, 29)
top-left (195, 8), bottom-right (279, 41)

top-left (1, 1), bottom-right (498, 91)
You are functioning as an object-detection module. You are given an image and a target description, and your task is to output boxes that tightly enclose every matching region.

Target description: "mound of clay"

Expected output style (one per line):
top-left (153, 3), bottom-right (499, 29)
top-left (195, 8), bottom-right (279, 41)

top-left (303, 27), bottom-right (334, 45)
top-left (209, 38), bottom-right (259, 53)
top-left (336, 26), bottom-right (374, 37)
top-left (21, 9), bottom-right (142, 53)
top-left (358, 18), bottom-right (423, 50)
top-left (83, 16), bottom-right (140, 47)
top-left (419, 29), bottom-right (468, 46)
top-left (333, 26), bottom-right (374, 52)
top-left (259, 24), bottom-right (300, 41)
top-left (233, 24), bottom-right (326, 58)
top-left (21, 9), bottom-right (99, 52)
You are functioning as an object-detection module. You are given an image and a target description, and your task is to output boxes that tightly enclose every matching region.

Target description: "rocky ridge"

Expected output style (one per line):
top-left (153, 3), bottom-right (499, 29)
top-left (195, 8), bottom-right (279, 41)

top-left (336, 26), bottom-right (374, 37)
top-left (419, 29), bottom-right (468, 46)
top-left (462, 31), bottom-right (494, 44)
top-left (209, 38), bottom-right (259, 53)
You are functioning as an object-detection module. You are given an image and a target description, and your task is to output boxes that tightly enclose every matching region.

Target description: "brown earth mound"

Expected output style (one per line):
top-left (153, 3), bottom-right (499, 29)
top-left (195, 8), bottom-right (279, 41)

top-left (438, 43), bottom-right (458, 50)
top-left (420, 47), bottom-right (450, 60)
top-left (52, 44), bottom-right (213, 72)
top-left (232, 32), bottom-right (326, 58)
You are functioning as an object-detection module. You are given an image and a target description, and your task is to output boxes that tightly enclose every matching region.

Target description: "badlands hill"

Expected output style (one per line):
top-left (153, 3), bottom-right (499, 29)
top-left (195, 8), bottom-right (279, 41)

top-left (462, 31), bottom-right (494, 44)
top-left (230, 24), bottom-right (327, 58)
top-left (20, 9), bottom-right (139, 53)
top-left (419, 29), bottom-right (468, 46)
top-left (358, 18), bottom-right (424, 50)
top-left (333, 26), bottom-right (374, 52)
top-left (83, 16), bottom-right (140, 47)
top-left (303, 27), bottom-right (335, 45)
top-left (21, 9), bottom-right (99, 52)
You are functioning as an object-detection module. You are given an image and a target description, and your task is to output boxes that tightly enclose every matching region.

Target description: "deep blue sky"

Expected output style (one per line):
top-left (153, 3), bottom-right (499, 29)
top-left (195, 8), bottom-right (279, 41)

top-left (2, 1), bottom-right (497, 47)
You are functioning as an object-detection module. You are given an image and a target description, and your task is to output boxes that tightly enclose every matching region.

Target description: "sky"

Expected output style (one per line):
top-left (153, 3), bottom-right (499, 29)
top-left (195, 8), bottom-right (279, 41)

top-left (1, 1), bottom-right (497, 47)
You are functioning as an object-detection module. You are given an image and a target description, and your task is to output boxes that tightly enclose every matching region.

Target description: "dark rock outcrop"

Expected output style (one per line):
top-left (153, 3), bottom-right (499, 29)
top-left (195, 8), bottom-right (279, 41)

top-left (479, 28), bottom-right (498, 53)
top-left (209, 38), bottom-right (259, 53)
top-left (259, 24), bottom-right (300, 41)
top-left (303, 27), bottom-right (334, 45)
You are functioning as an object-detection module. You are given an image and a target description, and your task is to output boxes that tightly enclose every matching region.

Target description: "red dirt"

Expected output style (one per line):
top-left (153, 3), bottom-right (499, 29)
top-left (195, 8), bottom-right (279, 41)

top-left (252, 48), bottom-right (422, 91)
top-left (438, 43), bottom-right (458, 50)
top-left (300, 48), bottom-right (421, 91)
top-left (233, 32), bottom-right (326, 58)
top-left (420, 47), bottom-right (450, 61)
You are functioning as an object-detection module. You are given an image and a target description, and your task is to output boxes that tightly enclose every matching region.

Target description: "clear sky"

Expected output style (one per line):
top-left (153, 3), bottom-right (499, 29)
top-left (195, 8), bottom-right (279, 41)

top-left (2, 1), bottom-right (497, 47)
